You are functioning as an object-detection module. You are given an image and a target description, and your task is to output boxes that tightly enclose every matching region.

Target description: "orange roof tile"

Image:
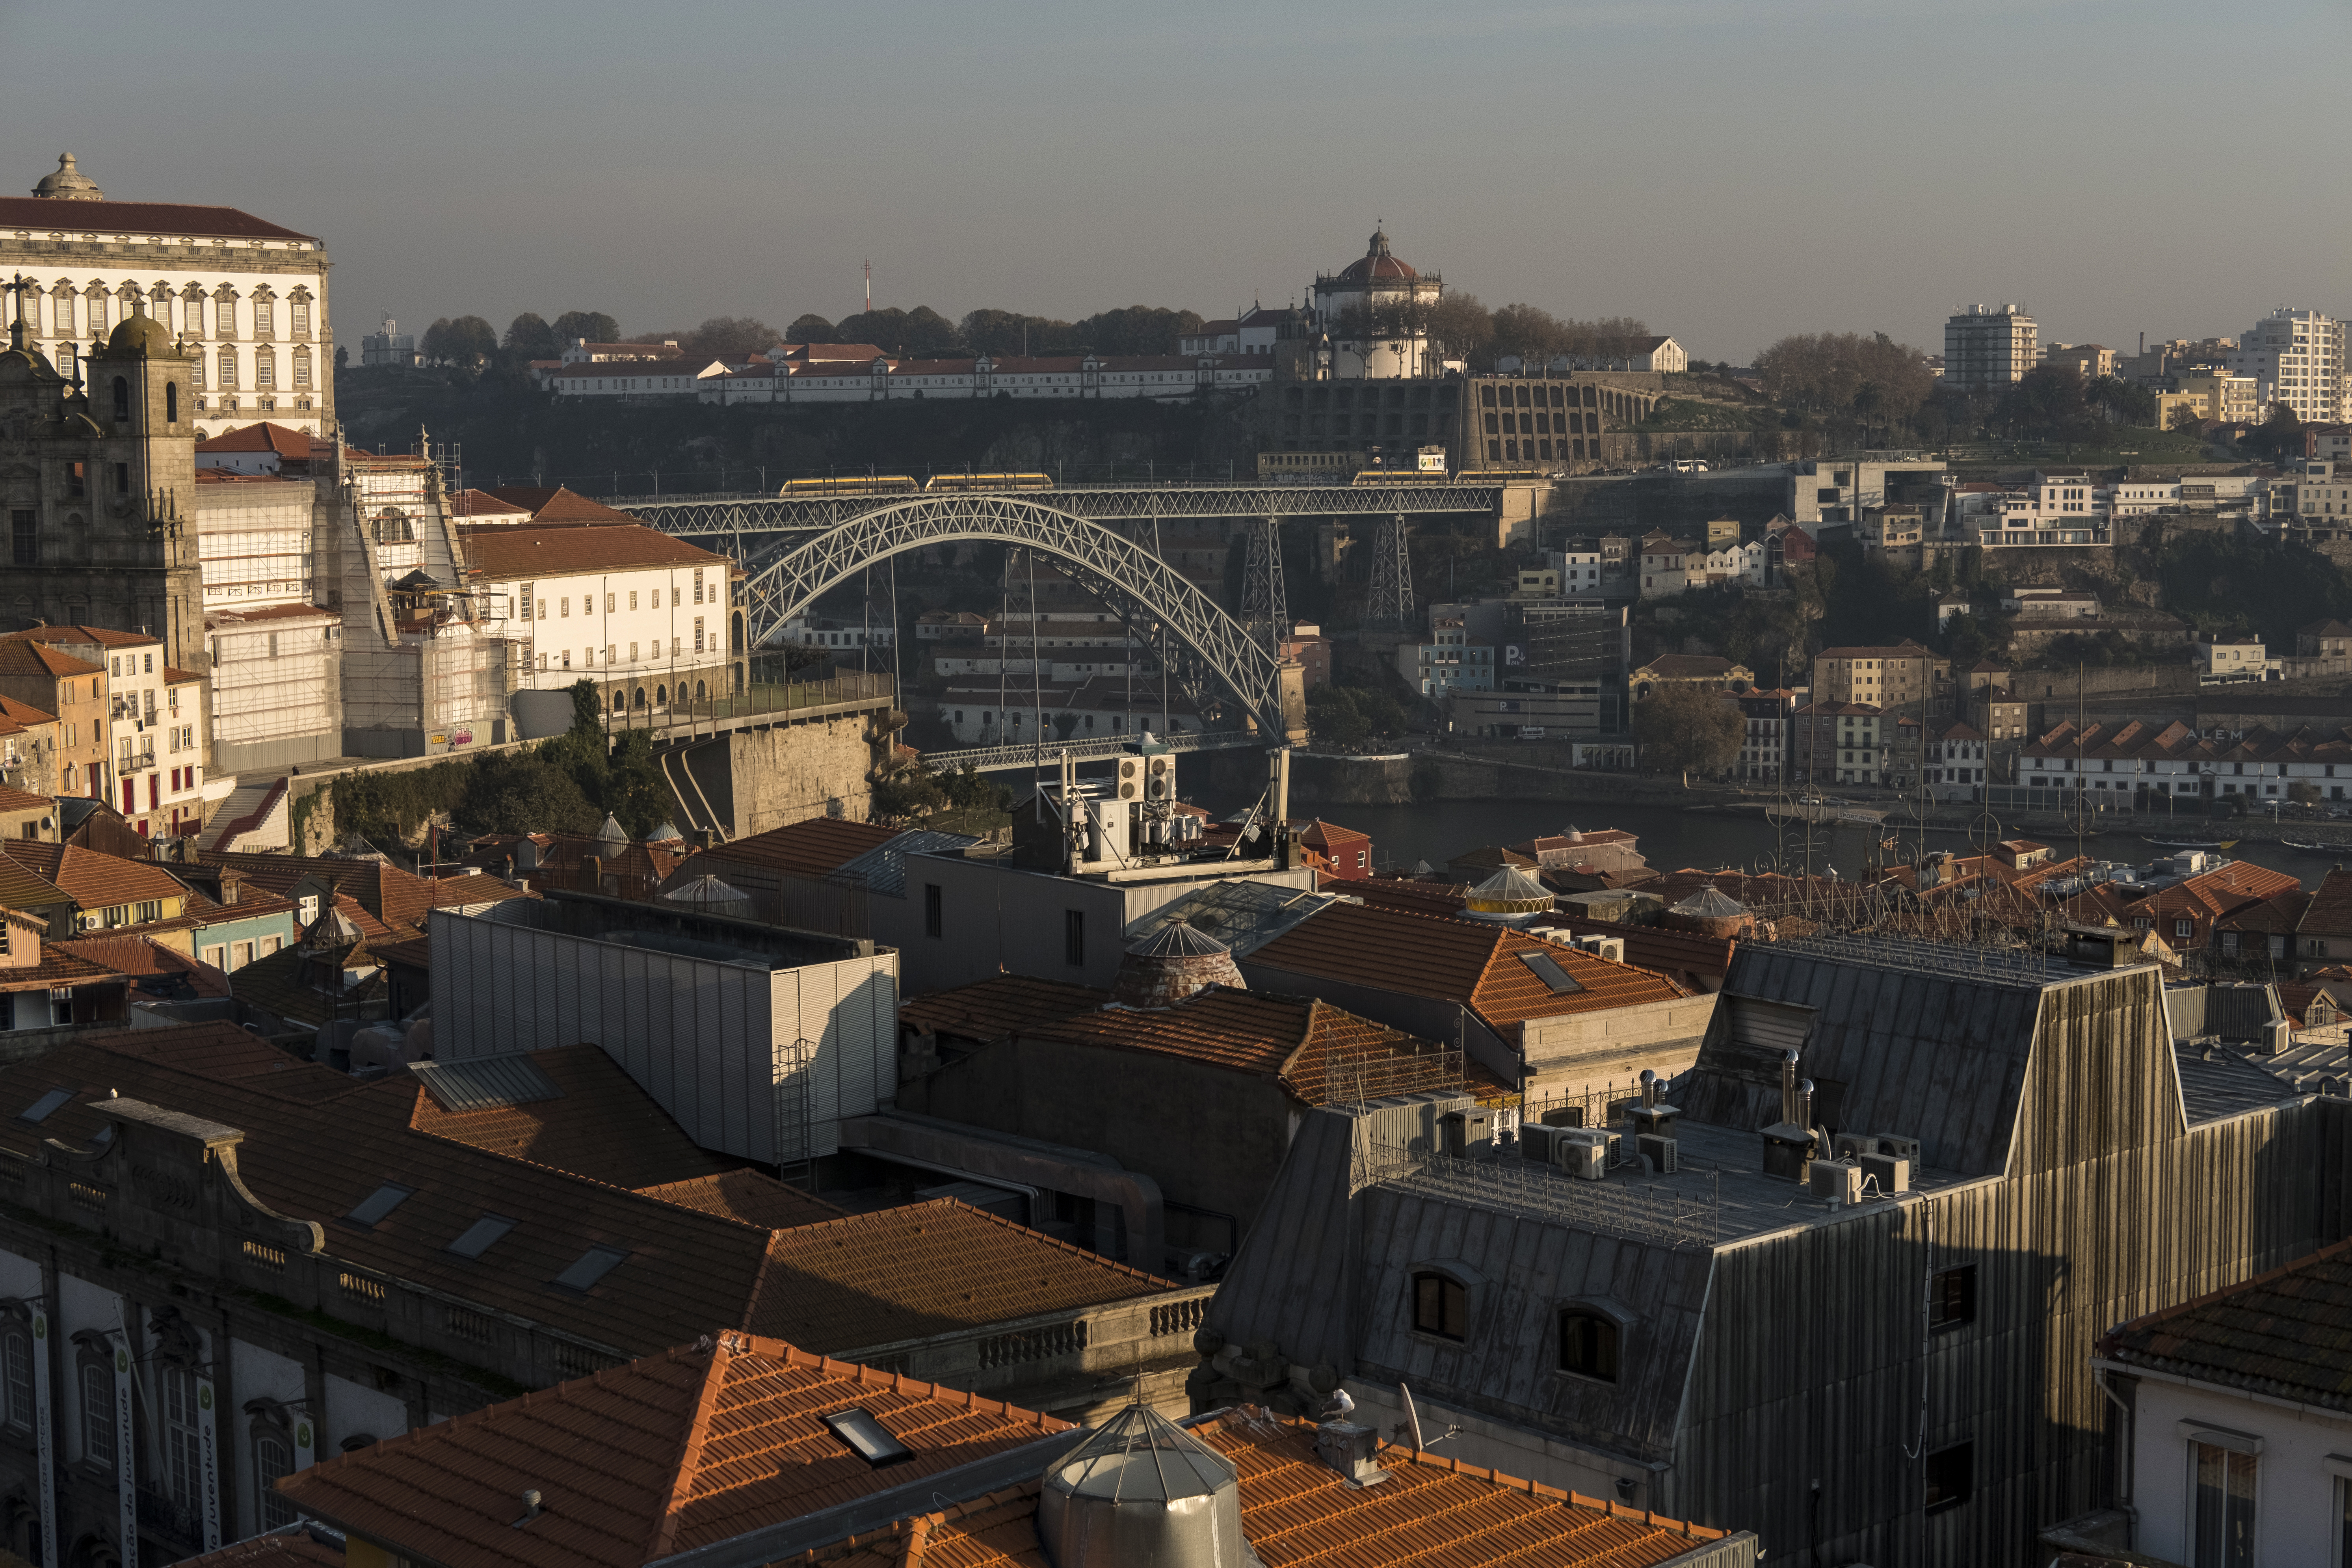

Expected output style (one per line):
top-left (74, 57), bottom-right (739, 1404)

top-left (898, 975), bottom-right (1108, 1042)
top-left (276, 1333), bottom-right (1075, 1568)
top-left (54, 934), bottom-right (233, 998)
top-left (1247, 901), bottom-right (1688, 1039)
top-left (2, 839), bottom-right (186, 912)
top-left (197, 420), bottom-right (314, 458)
top-left (683, 817), bottom-right (901, 880)
top-left (0, 640), bottom-right (101, 680)
top-left (0, 784), bottom-right (52, 814)
top-left (778, 1408), bottom-right (1734, 1568)
top-left (406, 1043), bottom-right (738, 1189)
top-left (463, 522), bottom-right (732, 580)
top-left (744, 1202), bottom-right (1175, 1350)
top-left (636, 1170), bottom-right (846, 1230)
top-left (1013, 987), bottom-right (1503, 1105)
top-left (178, 1525), bottom-right (344, 1567)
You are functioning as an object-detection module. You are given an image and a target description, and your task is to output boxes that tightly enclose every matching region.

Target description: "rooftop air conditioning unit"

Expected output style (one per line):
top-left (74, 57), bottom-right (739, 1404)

top-left (1833, 1132), bottom-right (1923, 1167)
top-left (1809, 1159), bottom-right (1864, 1205)
top-left (1636, 1132), bottom-right (1679, 1175)
top-left (1519, 1123), bottom-right (1562, 1166)
top-left (1556, 1127), bottom-right (1615, 1181)
top-left (1115, 758), bottom-right (1143, 800)
top-left (1572, 934), bottom-right (1626, 964)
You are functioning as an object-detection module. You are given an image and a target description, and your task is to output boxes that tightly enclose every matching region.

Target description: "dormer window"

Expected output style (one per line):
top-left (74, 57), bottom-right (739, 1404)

top-left (1411, 1272), bottom-right (1467, 1340)
top-left (1558, 1309), bottom-right (1621, 1382)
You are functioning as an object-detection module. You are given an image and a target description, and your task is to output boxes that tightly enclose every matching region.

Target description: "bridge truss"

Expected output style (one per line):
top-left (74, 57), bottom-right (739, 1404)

top-left (729, 494), bottom-right (1297, 737)
top-left (610, 480), bottom-right (1505, 536)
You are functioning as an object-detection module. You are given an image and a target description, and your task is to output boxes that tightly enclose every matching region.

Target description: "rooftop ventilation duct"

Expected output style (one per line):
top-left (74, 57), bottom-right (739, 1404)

top-left (1038, 1404), bottom-right (1261, 1568)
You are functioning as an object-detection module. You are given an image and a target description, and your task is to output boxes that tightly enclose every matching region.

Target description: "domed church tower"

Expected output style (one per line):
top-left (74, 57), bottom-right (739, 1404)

top-left (0, 303), bottom-right (205, 671)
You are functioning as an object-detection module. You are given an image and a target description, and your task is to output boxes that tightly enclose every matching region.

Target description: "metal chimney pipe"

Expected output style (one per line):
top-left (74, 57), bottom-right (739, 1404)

top-left (1796, 1078), bottom-right (1815, 1134)
top-left (1780, 1050), bottom-right (1800, 1125)
top-left (1640, 1068), bottom-right (1657, 1109)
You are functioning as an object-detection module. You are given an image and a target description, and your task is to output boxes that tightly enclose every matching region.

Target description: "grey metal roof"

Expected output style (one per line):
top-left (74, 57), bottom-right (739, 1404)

top-left (1125, 917), bottom-right (1231, 958)
top-left (1123, 879), bottom-right (1341, 958)
top-left (825, 829), bottom-right (980, 899)
top-left (408, 1052), bottom-right (561, 1113)
top-left (1676, 939), bottom-right (2056, 1177)
top-left (2175, 1044), bottom-right (2307, 1124)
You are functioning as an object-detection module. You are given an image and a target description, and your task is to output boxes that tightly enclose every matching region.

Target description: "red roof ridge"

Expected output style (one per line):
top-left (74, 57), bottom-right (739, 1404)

top-left (645, 1341), bottom-right (733, 1559)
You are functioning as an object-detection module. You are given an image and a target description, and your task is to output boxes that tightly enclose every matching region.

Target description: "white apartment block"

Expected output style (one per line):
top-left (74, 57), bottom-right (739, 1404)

top-left (1548, 547), bottom-right (1607, 592)
top-left (467, 524), bottom-right (738, 714)
top-left (2231, 307), bottom-right (2349, 423)
top-left (1974, 471), bottom-right (2111, 548)
top-left (699, 353), bottom-right (1270, 407)
top-left (0, 155), bottom-right (332, 439)
top-left (1943, 305), bottom-right (2038, 390)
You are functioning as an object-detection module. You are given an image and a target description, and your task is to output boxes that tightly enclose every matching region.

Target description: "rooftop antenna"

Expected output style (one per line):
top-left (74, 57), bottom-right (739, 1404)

top-left (863, 259), bottom-right (872, 318)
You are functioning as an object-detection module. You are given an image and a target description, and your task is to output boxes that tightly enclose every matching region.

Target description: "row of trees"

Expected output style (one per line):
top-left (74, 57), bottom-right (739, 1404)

top-left (405, 298), bottom-right (1662, 377)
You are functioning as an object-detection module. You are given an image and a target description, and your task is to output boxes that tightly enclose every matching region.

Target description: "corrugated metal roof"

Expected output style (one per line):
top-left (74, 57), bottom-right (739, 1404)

top-left (408, 1052), bottom-right (562, 1113)
top-left (825, 829), bottom-right (980, 899)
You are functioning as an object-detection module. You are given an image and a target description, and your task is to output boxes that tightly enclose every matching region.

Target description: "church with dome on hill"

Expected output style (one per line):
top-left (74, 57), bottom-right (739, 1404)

top-left (1305, 226), bottom-right (1447, 378)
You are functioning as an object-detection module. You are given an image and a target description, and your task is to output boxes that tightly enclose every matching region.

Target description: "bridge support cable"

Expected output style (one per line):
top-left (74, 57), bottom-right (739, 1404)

top-left (731, 494), bottom-right (1302, 742)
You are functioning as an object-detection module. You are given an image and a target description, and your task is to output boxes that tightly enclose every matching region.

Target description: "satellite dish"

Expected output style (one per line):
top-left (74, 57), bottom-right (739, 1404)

top-left (1399, 1382), bottom-right (1427, 1451)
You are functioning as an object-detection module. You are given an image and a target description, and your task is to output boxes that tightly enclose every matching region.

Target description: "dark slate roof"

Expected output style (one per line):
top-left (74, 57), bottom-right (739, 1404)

top-left (1202, 1104), bottom-right (1369, 1374)
top-left (823, 828), bottom-right (980, 899)
top-left (1676, 938), bottom-right (2086, 1176)
top-left (2100, 1238), bottom-right (2352, 1411)
top-left (2172, 1043), bottom-right (2304, 1125)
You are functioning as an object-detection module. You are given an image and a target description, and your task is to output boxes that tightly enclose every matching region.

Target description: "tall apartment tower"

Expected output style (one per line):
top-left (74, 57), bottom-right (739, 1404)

top-left (2230, 308), bottom-right (2349, 424)
top-left (1943, 304), bottom-right (2039, 391)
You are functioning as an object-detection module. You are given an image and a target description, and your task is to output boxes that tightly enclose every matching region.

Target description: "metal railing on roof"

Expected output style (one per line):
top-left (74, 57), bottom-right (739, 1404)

top-left (1775, 930), bottom-right (2058, 984)
top-left (1363, 1142), bottom-right (1719, 1248)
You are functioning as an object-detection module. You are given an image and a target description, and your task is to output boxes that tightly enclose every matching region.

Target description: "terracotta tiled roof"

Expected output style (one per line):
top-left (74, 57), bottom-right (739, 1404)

top-left (1633, 654), bottom-right (1738, 678)
top-left (684, 817), bottom-right (900, 880)
top-left (479, 487), bottom-right (648, 525)
top-left (0, 944), bottom-right (121, 993)
top-left (1247, 900), bottom-right (1688, 1039)
top-left (178, 1524), bottom-right (344, 1567)
top-left (463, 523), bottom-right (732, 580)
top-left (2099, 1237), bottom-right (2352, 1412)
top-left (635, 1170), bottom-right (845, 1230)
top-left (54, 935), bottom-right (232, 999)
top-left (197, 421), bottom-right (314, 457)
top-left (275, 1333), bottom-right (1075, 1568)
top-left (2303, 867), bottom-right (2352, 937)
top-left (0, 640), bottom-right (100, 679)
top-left (0, 196), bottom-right (317, 241)
top-left (0, 785), bottom-right (51, 814)
top-left (0, 1025), bottom-right (1189, 1363)
top-left (799, 1407), bottom-right (1735, 1568)
top-left (446, 488), bottom-right (535, 519)
top-left (0, 623), bottom-right (158, 651)
top-left (405, 1044), bottom-right (737, 1189)
top-left (227, 937), bottom-right (384, 1027)
top-left (1011, 986), bottom-right (1501, 1106)
top-left (205, 850), bottom-right (532, 931)
top-left (2, 840), bottom-right (184, 913)
top-left (0, 695), bottom-right (57, 728)
top-left (898, 976), bottom-right (1108, 1043)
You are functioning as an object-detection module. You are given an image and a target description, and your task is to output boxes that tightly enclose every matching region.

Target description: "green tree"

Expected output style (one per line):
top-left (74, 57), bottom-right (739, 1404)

top-left (550, 310), bottom-right (621, 347)
top-left (420, 315), bottom-right (497, 367)
top-left (2242, 401), bottom-right (2305, 461)
top-left (834, 306), bottom-right (963, 355)
top-left (503, 312), bottom-right (560, 359)
top-left (1074, 305), bottom-right (1204, 355)
top-left (1421, 292), bottom-right (1493, 368)
top-left (2170, 401), bottom-right (2208, 432)
top-left (456, 750), bottom-right (599, 836)
top-left (961, 309), bottom-right (1082, 357)
top-left (1993, 364), bottom-right (2097, 441)
top-left (675, 316), bottom-right (778, 364)
top-left (1633, 684), bottom-right (1744, 784)
top-left (784, 313), bottom-right (836, 343)
top-left (2085, 374), bottom-right (2156, 424)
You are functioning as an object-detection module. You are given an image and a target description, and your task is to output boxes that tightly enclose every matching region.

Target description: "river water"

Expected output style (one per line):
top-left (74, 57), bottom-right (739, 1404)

top-left (1202, 795), bottom-right (2352, 892)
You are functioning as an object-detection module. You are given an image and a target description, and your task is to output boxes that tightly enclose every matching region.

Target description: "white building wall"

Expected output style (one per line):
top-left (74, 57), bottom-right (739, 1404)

top-left (2121, 1369), bottom-right (2352, 1568)
top-left (480, 563), bottom-right (730, 699)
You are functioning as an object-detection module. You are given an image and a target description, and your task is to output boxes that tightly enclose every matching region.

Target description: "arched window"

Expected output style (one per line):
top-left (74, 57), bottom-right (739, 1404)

top-left (110, 377), bottom-right (129, 424)
top-left (611, 691), bottom-right (625, 714)
top-left (655, 684), bottom-right (668, 705)
top-left (250, 1420), bottom-right (296, 1530)
top-left (1558, 1309), bottom-right (1620, 1382)
top-left (1, 1324), bottom-right (31, 1431)
top-left (217, 348), bottom-right (238, 389)
top-left (694, 681), bottom-right (707, 701)
top-left (1411, 1271), bottom-right (1467, 1341)
top-left (632, 688), bottom-right (646, 709)
top-left (79, 1360), bottom-right (113, 1469)
top-left (165, 382), bottom-right (178, 423)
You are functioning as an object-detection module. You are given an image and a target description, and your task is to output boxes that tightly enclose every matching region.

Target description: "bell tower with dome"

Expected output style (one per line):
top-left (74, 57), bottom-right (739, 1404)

top-left (0, 304), bottom-right (206, 672)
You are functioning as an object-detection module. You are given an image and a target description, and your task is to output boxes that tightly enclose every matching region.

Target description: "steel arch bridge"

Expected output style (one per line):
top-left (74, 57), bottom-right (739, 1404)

top-left (734, 493), bottom-right (1300, 740)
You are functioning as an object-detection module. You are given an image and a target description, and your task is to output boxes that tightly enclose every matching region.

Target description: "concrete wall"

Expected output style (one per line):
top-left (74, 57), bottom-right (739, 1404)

top-left (430, 904), bottom-right (898, 1161)
top-left (900, 1036), bottom-right (1301, 1245)
top-left (725, 710), bottom-right (882, 835)
top-left (1518, 991), bottom-right (1718, 1096)
top-left (879, 853), bottom-right (1316, 998)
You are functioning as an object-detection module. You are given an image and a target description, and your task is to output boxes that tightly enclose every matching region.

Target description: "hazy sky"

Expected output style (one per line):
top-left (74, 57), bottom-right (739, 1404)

top-left (8, 0), bottom-right (2346, 364)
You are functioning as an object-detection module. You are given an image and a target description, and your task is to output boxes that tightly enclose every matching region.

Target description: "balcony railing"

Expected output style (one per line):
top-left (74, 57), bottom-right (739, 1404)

top-left (136, 1482), bottom-right (203, 1548)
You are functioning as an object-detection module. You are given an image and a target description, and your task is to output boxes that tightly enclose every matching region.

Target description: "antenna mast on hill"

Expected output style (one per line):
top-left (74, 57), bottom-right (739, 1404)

top-left (863, 260), bottom-right (872, 317)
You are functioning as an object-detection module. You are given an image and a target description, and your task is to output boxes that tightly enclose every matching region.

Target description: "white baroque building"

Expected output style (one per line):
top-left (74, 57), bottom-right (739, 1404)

top-left (0, 154), bottom-right (332, 439)
top-left (698, 352), bottom-right (1268, 406)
